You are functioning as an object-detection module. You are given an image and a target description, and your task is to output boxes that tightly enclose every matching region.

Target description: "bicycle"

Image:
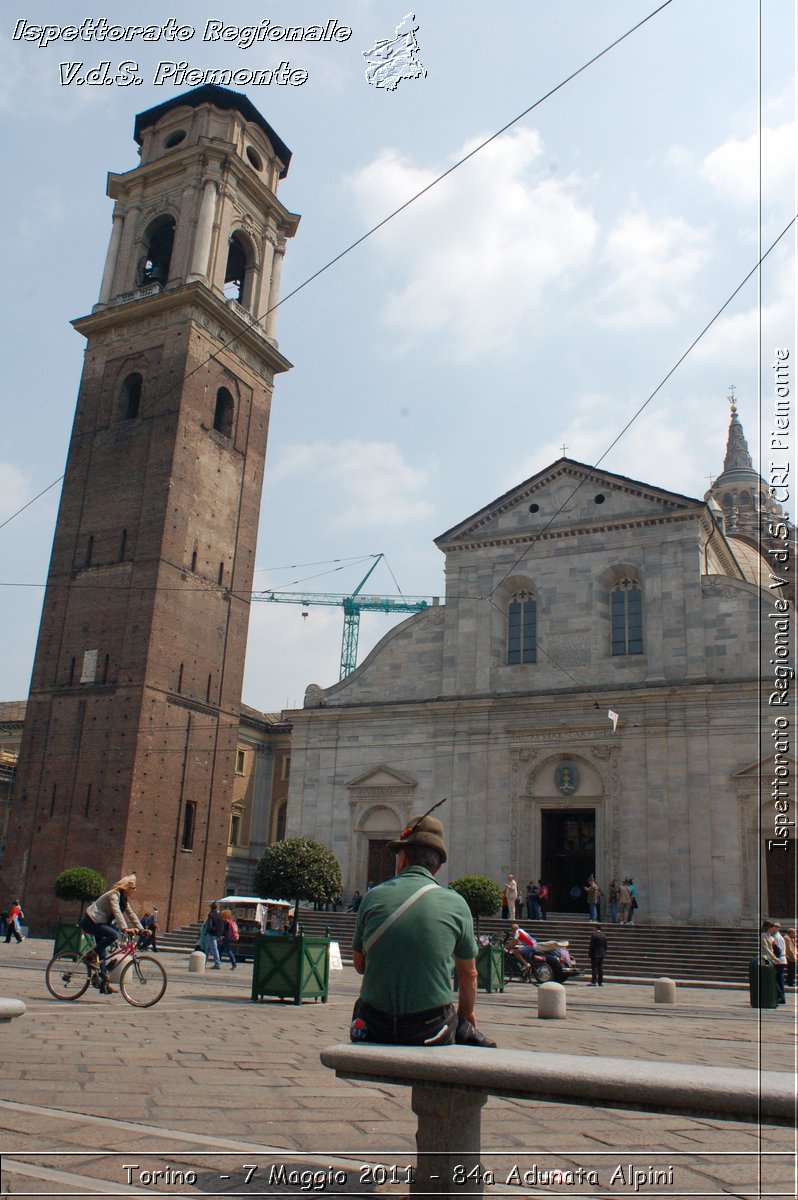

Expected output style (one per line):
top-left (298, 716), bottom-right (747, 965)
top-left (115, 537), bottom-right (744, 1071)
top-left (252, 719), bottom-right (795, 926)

top-left (45, 934), bottom-right (167, 1008)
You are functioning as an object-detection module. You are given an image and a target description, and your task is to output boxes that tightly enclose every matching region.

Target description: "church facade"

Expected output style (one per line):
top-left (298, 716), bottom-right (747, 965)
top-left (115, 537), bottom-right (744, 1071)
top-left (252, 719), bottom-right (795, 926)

top-left (286, 449), bottom-right (786, 925)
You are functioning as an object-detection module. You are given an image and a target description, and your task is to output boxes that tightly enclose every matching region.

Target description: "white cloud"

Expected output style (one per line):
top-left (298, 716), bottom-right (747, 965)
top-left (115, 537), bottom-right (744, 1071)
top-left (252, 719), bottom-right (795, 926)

top-left (595, 211), bottom-right (710, 328)
top-left (0, 463), bottom-right (32, 521)
top-left (703, 122), bottom-right (797, 207)
top-left (348, 128), bottom-right (597, 356)
top-left (269, 440), bottom-right (434, 527)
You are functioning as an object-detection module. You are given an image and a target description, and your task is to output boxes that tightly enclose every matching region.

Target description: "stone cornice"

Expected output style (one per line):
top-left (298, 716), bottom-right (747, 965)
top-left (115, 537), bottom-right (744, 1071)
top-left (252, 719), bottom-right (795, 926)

top-left (73, 282), bottom-right (292, 376)
top-left (443, 509), bottom-right (701, 554)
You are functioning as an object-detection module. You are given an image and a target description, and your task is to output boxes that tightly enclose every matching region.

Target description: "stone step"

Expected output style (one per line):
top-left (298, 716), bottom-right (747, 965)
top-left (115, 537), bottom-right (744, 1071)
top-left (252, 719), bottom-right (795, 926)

top-left (158, 910), bottom-right (762, 984)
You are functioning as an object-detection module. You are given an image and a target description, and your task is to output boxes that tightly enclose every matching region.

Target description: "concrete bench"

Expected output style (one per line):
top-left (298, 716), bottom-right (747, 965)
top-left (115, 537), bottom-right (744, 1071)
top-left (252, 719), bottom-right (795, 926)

top-left (321, 1044), bottom-right (793, 1195)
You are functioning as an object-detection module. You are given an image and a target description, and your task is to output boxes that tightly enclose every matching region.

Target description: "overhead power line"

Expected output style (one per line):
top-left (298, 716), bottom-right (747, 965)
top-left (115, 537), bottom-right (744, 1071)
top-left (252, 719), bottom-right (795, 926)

top-left (0, 0), bottom-right (677, 536)
top-left (489, 209), bottom-right (798, 597)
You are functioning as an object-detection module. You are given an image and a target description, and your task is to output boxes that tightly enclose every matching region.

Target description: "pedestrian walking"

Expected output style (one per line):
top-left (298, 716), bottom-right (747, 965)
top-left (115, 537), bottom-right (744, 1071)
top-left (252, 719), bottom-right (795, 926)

top-left (536, 879), bottom-right (550, 920)
top-left (608, 879), bottom-right (619, 923)
top-left (784, 928), bottom-right (796, 989)
top-left (588, 921), bottom-right (608, 986)
top-left (220, 908), bottom-right (238, 969)
top-left (585, 875), bottom-right (602, 921)
top-left (204, 902), bottom-right (225, 969)
top-left (627, 877), bottom-right (638, 923)
top-left (504, 875), bottom-right (519, 921)
top-left (4, 900), bottom-right (24, 943)
top-left (525, 881), bottom-right (539, 920)
top-left (617, 879), bottom-right (632, 924)
top-left (760, 920), bottom-right (786, 1005)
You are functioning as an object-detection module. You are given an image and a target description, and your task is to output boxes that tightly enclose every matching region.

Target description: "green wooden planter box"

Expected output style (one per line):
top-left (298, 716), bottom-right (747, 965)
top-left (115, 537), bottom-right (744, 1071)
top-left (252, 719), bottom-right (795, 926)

top-left (53, 922), bottom-right (94, 957)
top-left (251, 933), bottom-right (330, 1004)
top-left (476, 944), bottom-right (505, 993)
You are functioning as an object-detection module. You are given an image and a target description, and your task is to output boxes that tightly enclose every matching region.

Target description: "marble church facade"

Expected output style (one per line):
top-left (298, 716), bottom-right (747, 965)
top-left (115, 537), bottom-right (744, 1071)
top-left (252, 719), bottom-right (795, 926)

top-left (286, 455), bottom-right (783, 925)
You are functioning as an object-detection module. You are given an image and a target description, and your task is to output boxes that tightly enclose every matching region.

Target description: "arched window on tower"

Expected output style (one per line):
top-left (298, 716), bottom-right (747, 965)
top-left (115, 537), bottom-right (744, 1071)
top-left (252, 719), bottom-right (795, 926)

top-left (213, 387), bottom-right (234, 439)
top-left (507, 590), bottom-right (537, 665)
top-left (121, 372), bottom-right (142, 420)
top-left (138, 216), bottom-right (175, 287)
top-left (223, 232), bottom-right (256, 310)
top-left (611, 578), bottom-right (643, 656)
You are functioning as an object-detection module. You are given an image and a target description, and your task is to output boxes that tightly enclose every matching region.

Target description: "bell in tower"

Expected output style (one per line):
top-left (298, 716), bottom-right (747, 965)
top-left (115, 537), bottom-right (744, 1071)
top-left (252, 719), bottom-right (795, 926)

top-left (2, 86), bottom-right (300, 932)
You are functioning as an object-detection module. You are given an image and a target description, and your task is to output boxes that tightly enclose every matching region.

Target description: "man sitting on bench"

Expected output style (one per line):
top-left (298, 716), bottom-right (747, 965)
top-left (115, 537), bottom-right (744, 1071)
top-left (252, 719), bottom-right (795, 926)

top-left (351, 810), bottom-right (491, 1046)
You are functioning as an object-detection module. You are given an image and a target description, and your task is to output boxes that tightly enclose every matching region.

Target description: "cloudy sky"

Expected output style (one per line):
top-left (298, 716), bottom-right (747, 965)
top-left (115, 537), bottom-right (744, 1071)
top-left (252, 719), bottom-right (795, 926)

top-left (1, 0), bottom-right (795, 713)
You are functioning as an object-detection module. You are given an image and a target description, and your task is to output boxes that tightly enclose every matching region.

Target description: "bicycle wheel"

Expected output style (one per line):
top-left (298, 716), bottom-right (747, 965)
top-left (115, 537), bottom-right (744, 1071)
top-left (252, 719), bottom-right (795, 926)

top-left (45, 952), bottom-right (91, 1001)
top-left (119, 954), bottom-right (167, 1007)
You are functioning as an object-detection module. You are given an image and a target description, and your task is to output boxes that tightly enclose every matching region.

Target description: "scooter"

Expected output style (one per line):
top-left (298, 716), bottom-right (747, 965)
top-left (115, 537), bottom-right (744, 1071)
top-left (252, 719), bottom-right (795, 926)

top-left (504, 939), bottom-right (580, 984)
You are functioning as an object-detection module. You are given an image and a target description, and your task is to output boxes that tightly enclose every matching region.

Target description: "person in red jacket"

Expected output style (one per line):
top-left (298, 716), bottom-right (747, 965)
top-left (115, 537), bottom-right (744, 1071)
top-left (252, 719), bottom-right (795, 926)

top-left (4, 900), bottom-right (24, 944)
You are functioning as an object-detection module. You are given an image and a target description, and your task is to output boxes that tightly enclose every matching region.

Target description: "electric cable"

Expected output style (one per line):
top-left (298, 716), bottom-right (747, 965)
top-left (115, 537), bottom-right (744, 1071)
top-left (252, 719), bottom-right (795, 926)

top-left (0, 0), bottom-right (677, 537)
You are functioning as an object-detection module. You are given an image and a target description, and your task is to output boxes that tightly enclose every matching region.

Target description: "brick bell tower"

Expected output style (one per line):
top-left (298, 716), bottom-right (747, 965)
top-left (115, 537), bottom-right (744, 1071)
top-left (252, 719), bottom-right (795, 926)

top-left (3, 85), bottom-right (299, 931)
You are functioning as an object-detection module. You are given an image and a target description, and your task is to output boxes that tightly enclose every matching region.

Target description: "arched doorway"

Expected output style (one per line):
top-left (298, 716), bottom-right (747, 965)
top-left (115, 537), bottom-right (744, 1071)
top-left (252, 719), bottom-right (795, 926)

top-left (517, 751), bottom-right (607, 914)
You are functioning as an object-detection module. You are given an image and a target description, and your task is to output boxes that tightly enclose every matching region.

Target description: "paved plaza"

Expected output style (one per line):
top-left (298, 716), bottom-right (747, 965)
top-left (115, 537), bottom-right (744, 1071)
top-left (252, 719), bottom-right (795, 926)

top-left (0, 939), bottom-right (794, 1198)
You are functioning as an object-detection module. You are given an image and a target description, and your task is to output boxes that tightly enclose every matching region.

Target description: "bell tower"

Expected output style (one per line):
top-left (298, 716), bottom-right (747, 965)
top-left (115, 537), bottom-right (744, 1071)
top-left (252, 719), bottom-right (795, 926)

top-left (3, 86), bottom-right (299, 930)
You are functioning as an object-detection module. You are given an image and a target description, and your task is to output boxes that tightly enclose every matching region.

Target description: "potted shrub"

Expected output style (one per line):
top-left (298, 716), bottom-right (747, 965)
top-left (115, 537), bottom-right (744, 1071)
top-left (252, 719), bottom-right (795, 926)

top-left (450, 876), bottom-right (505, 993)
top-left (251, 838), bottom-right (342, 1004)
top-left (53, 867), bottom-right (106, 954)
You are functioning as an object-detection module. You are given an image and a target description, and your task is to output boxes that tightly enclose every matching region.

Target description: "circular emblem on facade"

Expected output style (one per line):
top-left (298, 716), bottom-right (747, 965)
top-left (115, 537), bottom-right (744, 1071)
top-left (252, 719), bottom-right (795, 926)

top-left (555, 761), bottom-right (579, 796)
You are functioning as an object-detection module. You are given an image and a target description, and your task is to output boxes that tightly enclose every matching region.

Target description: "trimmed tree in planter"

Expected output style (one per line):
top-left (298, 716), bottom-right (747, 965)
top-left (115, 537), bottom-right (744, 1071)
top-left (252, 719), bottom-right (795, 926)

top-left (53, 867), bottom-right (107, 954)
top-left (449, 876), bottom-right (503, 935)
top-left (253, 838), bottom-right (342, 931)
top-left (450, 875), bottom-right (505, 993)
top-left (251, 839), bottom-right (343, 1003)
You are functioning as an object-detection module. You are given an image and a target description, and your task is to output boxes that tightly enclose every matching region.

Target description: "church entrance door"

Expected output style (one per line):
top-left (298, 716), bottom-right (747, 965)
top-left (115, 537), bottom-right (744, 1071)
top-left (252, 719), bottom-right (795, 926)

top-left (541, 809), bottom-right (596, 913)
top-left (765, 840), bottom-right (795, 917)
top-left (367, 839), bottom-right (396, 886)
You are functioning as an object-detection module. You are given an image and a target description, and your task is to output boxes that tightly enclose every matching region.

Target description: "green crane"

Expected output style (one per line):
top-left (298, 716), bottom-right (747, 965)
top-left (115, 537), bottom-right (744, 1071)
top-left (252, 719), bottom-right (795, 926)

top-left (252, 554), bottom-right (436, 680)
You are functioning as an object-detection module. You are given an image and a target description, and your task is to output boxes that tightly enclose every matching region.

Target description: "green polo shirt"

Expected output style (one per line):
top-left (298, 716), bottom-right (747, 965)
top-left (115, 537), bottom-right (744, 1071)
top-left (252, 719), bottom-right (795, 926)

top-left (352, 867), bottom-right (478, 1016)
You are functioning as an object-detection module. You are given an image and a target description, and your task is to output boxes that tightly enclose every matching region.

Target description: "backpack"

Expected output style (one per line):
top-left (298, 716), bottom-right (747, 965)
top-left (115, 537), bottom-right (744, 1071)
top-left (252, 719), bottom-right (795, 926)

top-left (227, 919), bottom-right (239, 942)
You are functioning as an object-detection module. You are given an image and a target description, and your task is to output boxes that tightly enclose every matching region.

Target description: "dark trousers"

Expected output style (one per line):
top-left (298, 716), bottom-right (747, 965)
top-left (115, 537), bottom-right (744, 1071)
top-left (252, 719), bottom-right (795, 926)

top-left (81, 917), bottom-right (118, 975)
top-left (351, 999), bottom-right (457, 1046)
top-left (774, 964), bottom-right (786, 1003)
top-left (590, 956), bottom-right (605, 985)
top-left (4, 924), bottom-right (22, 944)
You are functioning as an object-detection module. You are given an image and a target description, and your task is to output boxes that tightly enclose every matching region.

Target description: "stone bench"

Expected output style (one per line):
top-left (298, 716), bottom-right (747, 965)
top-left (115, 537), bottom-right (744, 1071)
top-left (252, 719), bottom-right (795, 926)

top-left (321, 1043), bottom-right (793, 1195)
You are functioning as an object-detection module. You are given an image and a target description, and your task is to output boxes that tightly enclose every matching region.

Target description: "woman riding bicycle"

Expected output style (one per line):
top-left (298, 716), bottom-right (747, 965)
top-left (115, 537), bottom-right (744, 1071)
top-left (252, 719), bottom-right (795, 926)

top-left (81, 874), bottom-right (144, 994)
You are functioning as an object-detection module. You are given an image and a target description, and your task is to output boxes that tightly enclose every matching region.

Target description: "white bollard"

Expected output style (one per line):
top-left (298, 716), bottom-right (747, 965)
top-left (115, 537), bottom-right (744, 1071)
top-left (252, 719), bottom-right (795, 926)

top-left (188, 950), bottom-right (206, 974)
top-left (537, 981), bottom-right (566, 1018)
top-left (654, 977), bottom-right (676, 1004)
top-left (0, 998), bottom-right (26, 1023)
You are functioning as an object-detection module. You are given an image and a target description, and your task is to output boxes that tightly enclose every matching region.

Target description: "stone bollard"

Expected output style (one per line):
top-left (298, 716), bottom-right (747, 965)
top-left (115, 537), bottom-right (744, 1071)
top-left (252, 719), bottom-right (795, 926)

top-left (654, 977), bottom-right (676, 1004)
top-left (537, 981), bottom-right (566, 1018)
top-left (0, 998), bottom-right (26, 1023)
top-left (188, 950), bottom-right (206, 974)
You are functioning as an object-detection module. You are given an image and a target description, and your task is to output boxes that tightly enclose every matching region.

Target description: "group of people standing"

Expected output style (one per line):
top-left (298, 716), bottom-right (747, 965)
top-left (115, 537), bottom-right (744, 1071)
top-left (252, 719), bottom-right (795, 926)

top-left (501, 875), bottom-right (551, 921)
top-left (499, 872), bottom-right (639, 923)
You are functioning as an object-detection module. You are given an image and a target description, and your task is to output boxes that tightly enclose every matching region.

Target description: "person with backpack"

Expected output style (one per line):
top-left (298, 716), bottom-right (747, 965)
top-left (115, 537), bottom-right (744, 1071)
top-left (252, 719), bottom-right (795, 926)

top-left (221, 907), bottom-right (239, 970)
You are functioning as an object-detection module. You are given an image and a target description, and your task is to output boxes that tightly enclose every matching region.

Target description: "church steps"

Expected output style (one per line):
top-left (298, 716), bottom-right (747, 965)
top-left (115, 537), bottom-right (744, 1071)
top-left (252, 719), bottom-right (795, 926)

top-left (158, 911), bottom-right (762, 985)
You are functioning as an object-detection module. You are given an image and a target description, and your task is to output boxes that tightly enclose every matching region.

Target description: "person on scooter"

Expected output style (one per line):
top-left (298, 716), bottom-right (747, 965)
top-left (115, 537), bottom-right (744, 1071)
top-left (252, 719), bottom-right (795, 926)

top-left (506, 922), bottom-right (538, 979)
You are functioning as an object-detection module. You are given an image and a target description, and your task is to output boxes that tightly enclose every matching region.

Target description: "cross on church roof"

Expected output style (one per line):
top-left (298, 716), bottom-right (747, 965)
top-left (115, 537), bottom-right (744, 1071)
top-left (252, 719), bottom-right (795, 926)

top-left (727, 384), bottom-right (737, 412)
top-left (560, 443), bottom-right (569, 456)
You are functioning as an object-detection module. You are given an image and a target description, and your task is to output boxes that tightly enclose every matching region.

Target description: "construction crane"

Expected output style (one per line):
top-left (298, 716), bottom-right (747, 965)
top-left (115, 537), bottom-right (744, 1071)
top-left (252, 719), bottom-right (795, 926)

top-left (252, 554), bottom-right (438, 680)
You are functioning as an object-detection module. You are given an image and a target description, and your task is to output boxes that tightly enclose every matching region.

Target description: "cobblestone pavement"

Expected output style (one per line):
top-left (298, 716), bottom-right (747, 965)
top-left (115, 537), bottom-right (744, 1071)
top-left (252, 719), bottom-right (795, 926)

top-left (0, 940), bottom-right (794, 1198)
